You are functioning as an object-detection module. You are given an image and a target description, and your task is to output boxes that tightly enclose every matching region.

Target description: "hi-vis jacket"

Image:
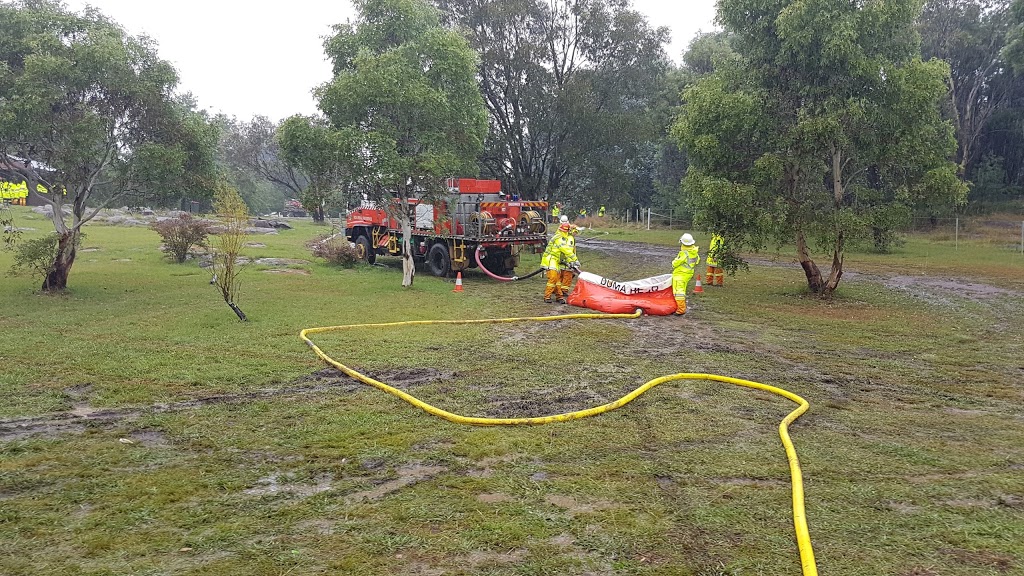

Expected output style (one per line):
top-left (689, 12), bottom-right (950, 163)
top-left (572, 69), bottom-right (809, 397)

top-left (672, 244), bottom-right (700, 280)
top-left (541, 230), bottom-right (579, 270)
top-left (706, 234), bottom-right (723, 267)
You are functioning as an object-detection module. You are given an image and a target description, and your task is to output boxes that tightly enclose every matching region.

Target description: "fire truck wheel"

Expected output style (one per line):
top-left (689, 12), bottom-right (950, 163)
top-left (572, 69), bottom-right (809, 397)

top-left (356, 236), bottom-right (375, 265)
top-left (427, 243), bottom-right (451, 277)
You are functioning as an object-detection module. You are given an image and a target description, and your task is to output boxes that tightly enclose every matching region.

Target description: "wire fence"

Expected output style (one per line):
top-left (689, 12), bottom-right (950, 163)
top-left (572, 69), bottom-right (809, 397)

top-left (908, 217), bottom-right (1024, 253)
top-left (616, 209), bottom-right (1024, 254)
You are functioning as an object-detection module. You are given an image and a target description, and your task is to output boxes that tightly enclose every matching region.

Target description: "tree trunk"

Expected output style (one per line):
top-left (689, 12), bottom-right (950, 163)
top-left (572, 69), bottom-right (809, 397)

top-left (43, 229), bottom-right (79, 292)
top-left (400, 202), bottom-right (415, 287)
top-left (796, 229), bottom-right (824, 295)
top-left (228, 302), bottom-right (248, 322)
top-left (312, 204), bottom-right (325, 223)
top-left (822, 230), bottom-right (844, 298)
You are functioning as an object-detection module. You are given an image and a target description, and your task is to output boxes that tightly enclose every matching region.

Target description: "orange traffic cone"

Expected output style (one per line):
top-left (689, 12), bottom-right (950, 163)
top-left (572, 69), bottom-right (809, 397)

top-left (693, 275), bottom-right (704, 294)
top-left (453, 271), bottom-right (464, 292)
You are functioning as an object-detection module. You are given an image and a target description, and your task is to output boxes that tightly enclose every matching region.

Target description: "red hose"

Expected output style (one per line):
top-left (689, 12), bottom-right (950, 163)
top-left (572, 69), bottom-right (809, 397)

top-left (474, 245), bottom-right (543, 281)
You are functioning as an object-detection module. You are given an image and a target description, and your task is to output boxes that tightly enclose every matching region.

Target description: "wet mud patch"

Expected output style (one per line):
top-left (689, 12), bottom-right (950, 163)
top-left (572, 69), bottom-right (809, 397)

top-left (345, 464), bottom-right (446, 502)
top-left (464, 454), bottom-right (519, 478)
top-left (625, 314), bottom-right (757, 359)
top-left (477, 492), bottom-right (514, 504)
top-left (63, 383), bottom-right (94, 399)
top-left (485, 386), bottom-right (617, 418)
top-left (884, 275), bottom-right (1019, 300)
top-left (0, 369), bottom-right (367, 442)
top-left (494, 320), bottom-right (548, 345)
top-left (544, 494), bottom-right (619, 516)
top-left (940, 547), bottom-right (1014, 572)
top-left (128, 429), bottom-right (170, 447)
top-left (367, 367), bottom-right (457, 390)
top-left (582, 239), bottom-right (675, 267)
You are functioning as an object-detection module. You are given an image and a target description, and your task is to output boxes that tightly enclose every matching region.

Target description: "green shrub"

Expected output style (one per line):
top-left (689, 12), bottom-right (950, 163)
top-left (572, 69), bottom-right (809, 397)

top-left (8, 233), bottom-right (80, 283)
top-left (151, 214), bottom-right (211, 263)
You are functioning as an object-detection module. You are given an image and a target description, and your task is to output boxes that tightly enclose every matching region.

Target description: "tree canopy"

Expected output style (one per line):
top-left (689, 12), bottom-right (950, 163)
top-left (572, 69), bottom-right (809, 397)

top-left (316, 0), bottom-right (488, 286)
top-left (675, 0), bottom-right (967, 297)
top-left (433, 0), bottom-right (669, 210)
top-left (276, 114), bottom-right (353, 222)
top-left (217, 115), bottom-right (306, 217)
top-left (0, 0), bottom-right (218, 291)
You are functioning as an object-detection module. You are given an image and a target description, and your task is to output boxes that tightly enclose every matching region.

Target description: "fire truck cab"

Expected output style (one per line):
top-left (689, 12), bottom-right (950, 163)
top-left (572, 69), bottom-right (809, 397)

top-left (344, 178), bottom-right (548, 277)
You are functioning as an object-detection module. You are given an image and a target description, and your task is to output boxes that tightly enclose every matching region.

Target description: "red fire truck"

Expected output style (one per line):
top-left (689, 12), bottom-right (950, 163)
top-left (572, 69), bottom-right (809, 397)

top-left (344, 178), bottom-right (549, 277)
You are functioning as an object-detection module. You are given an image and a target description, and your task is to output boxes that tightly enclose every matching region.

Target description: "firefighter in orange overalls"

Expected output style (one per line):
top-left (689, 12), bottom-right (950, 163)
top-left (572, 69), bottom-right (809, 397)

top-left (672, 233), bottom-right (700, 315)
top-left (559, 225), bottom-right (582, 298)
top-left (541, 216), bottom-right (579, 303)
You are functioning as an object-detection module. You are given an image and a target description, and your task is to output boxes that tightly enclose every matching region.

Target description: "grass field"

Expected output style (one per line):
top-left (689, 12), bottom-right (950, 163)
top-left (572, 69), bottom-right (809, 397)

top-left (1, 206), bottom-right (1022, 575)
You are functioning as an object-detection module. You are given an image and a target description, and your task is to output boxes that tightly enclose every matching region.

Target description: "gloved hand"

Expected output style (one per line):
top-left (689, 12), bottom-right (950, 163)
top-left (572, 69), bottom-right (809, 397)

top-left (570, 262), bottom-right (581, 273)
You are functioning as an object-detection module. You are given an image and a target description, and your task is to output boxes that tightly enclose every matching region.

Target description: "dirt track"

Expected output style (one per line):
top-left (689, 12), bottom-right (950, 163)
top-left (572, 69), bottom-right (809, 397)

top-left (581, 237), bottom-right (1023, 304)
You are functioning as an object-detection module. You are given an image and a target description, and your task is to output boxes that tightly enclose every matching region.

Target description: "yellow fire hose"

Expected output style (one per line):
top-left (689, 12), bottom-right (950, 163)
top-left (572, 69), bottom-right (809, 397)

top-left (300, 309), bottom-right (817, 575)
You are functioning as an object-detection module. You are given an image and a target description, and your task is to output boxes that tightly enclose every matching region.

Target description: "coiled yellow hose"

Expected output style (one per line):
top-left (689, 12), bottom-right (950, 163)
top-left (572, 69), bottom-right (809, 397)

top-left (300, 309), bottom-right (817, 575)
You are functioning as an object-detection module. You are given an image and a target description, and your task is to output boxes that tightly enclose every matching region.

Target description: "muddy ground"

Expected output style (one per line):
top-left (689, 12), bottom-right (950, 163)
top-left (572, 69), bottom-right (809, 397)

top-left (2, 238), bottom-right (1020, 441)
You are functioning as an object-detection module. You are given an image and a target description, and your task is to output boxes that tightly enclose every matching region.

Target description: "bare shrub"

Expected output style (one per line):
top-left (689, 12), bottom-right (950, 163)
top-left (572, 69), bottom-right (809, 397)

top-left (151, 214), bottom-right (211, 263)
top-left (307, 234), bottom-right (360, 268)
top-left (211, 184), bottom-right (249, 321)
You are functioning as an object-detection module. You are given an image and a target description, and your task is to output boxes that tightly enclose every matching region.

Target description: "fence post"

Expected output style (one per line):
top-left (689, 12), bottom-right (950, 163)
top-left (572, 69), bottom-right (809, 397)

top-left (647, 208), bottom-right (651, 230)
top-left (1020, 221), bottom-right (1023, 254)
top-left (955, 217), bottom-right (959, 251)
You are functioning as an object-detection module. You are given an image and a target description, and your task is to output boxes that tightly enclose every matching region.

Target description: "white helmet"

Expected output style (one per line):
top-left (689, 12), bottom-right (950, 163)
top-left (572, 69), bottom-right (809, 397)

top-left (559, 215), bottom-right (569, 224)
top-left (680, 233), bottom-right (695, 246)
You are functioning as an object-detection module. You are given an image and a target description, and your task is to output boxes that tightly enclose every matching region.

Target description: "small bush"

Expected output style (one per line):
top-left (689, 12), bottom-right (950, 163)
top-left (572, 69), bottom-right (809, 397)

top-left (8, 232), bottom-right (83, 283)
top-left (307, 234), bottom-right (361, 268)
top-left (152, 214), bottom-right (211, 263)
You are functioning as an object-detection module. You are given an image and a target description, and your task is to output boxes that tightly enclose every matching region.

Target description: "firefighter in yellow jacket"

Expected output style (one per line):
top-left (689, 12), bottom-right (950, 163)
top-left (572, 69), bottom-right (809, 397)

top-left (672, 233), bottom-right (700, 315)
top-left (706, 233), bottom-right (724, 287)
top-left (559, 225), bottom-right (582, 297)
top-left (541, 216), bottom-right (579, 303)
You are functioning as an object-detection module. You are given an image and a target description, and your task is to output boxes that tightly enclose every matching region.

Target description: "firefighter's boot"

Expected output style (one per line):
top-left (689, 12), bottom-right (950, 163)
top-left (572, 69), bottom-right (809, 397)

top-left (674, 297), bottom-right (687, 315)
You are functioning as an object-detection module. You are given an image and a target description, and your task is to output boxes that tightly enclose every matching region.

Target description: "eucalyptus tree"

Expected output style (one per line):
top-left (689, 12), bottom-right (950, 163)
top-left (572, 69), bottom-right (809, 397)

top-left (218, 115), bottom-right (309, 217)
top-left (675, 0), bottom-right (967, 297)
top-left (0, 0), bottom-right (218, 291)
top-left (1005, 0), bottom-right (1024, 72)
top-left (276, 115), bottom-right (353, 223)
top-left (317, 0), bottom-right (487, 287)
top-left (433, 0), bottom-right (668, 209)
top-left (919, 0), bottom-right (1014, 178)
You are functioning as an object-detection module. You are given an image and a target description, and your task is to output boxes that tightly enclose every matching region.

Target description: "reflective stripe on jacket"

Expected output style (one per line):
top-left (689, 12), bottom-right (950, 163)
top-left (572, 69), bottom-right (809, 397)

top-left (541, 231), bottom-right (566, 269)
top-left (541, 231), bottom-right (578, 270)
top-left (672, 245), bottom-right (700, 276)
top-left (559, 234), bottom-right (578, 270)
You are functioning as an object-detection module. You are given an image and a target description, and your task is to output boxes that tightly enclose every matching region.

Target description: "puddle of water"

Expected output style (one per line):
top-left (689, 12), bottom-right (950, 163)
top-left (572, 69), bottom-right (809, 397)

top-left (244, 473), bottom-right (334, 497)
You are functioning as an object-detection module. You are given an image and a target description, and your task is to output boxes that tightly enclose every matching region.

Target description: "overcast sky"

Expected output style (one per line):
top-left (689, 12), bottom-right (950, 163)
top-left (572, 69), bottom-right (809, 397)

top-left (66, 0), bottom-right (719, 122)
